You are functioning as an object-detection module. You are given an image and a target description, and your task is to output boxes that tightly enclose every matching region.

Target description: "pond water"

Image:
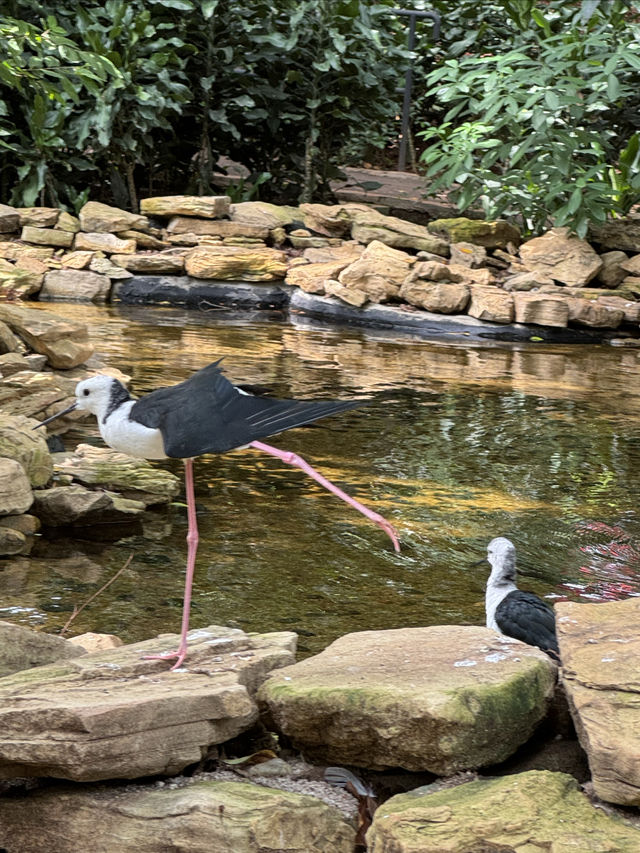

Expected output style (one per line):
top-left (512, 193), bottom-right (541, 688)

top-left (3, 303), bottom-right (640, 655)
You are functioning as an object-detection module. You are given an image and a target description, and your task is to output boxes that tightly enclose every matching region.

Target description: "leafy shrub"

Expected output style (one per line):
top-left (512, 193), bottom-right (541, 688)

top-left (417, 1), bottom-right (640, 236)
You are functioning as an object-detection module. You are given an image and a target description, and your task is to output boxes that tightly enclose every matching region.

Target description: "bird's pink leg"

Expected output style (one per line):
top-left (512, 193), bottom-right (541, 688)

top-left (144, 458), bottom-right (198, 669)
top-left (250, 440), bottom-right (400, 552)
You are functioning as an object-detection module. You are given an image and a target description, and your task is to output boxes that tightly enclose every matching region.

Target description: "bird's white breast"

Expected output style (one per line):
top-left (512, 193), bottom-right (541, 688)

top-left (485, 583), bottom-right (515, 631)
top-left (100, 401), bottom-right (167, 460)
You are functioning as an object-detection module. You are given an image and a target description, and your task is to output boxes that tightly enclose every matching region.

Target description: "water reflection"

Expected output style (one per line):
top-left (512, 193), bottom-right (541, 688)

top-left (1, 303), bottom-right (639, 654)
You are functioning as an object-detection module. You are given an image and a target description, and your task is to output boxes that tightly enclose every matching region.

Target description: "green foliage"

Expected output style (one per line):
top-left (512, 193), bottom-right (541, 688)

top-left (0, 0), bottom-right (406, 209)
top-left (417, 1), bottom-right (640, 236)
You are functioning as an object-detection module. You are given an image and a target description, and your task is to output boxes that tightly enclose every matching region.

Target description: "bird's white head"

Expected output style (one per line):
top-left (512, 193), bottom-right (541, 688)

top-left (486, 537), bottom-right (517, 586)
top-left (74, 375), bottom-right (130, 420)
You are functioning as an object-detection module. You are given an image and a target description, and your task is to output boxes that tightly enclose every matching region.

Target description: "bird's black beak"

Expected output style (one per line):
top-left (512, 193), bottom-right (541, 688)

top-left (471, 556), bottom-right (487, 567)
top-left (32, 401), bottom-right (77, 429)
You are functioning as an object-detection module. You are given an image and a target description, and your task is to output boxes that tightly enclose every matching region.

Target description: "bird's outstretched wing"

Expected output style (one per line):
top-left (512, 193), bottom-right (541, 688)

top-left (495, 590), bottom-right (559, 659)
top-left (131, 360), bottom-right (363, 457)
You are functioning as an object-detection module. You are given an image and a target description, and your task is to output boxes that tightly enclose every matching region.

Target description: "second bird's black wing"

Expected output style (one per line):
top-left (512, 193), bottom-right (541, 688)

top-left (131, 360), bottom-right (363, 458)
top-left (495, 590), bottom-right (560, 659)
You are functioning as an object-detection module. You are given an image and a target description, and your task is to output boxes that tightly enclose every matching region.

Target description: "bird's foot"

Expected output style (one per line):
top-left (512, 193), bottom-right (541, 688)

top-left (142, 648), bottom-right (188, 670)
top-left (371, 514), bottom-right (401, 553)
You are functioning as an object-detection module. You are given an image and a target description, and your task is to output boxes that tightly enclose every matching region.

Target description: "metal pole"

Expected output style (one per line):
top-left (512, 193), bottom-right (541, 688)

top-left (392, 9), bottom-right (441, 172)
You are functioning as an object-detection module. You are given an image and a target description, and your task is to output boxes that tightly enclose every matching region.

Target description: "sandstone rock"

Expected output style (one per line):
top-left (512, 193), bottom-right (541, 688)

top-left (259, 626), bottom-right (557, 773)
top-left (141, 195), bottom-right (231, 219)
top-left (89, 255), bottom-right (134, 279)
top-left (0, 621), bottom-right (85, 678)
top-left (324, 279), bottom-right (368, 307)
top-left (32, 484), bottom-right (145, 526)
top-left (449, 241), bottom-right (487, 268)
top-left (0, 304), bottom-right (93, 368)
top-left (556, 597), bottom-right (640, 806)
top-left (338, 240), bottom-right (415, 303)
top-left (0, 322), bottom-right (23, 354)
top-left (68, 632), bottom-right (123, 652)
top-left (41, 269), bottom-right (111, 302)
top-left (288, 234), bottom-right (340, 249)
top-left (448, 262), bottom-right (495, 285)
top-left (230, 201), bottom-right (299, 229)
top-left (0, 353), bottom-right (31, 376)
top-left (349, 208), bottom-right (449, 254)
top-left (0, 258), bottom-right (43, 298)
top-left (0, 513), bottom-right (40, 535)
top-left (0, 457), bottom-right (33, 515)
top-left (467, 286), bottom-right (514, 323)
top-left (597, 294), bottom-right (640, 323)
top-left (565, 297), bottom-right (624, 328)
top-left (110, 252), bottom-right (185, 274)
top-left (428, 217), bottom-right (521, 249)
top-left (285, 259), bottom-right (354, 294)
top-left (17, 207), bottom-right (59, 228)
top-left (367, 770), bottom-right (640, 852)
top-left (597, 250), bottom-right (629, 287)
top-left (513, 292), bottom-right (569, 327)
top-left (60, 250), bottom-right (94, 269)
top-left (0, 204), bottom-right (20, 233)
top-left (620, 253), bottom-right (640, 276)
top-left (20, 225), bottom-right (74, 248)
top-left (0, 625), bottom-right (295, 781)
top-left (622, 275), bottom-right (640, 293)
top-left (117, 229), bottom-right (168, 250)
top-left (0, 413), bottom-right (53, 486)
top-left (0, 778), bottom-right (355, 853)
top-left (0, 526), bottom-right (27, 556)
top-left (79, 201), bottom-right (149, 233)
top-left (300, 202), bottom-right (354, 236)
top-left (503, 270), bottom-right (556, 291)
top-left (399, 280), bottom-right (470, 314)
top-left (0, 242), bottom-right (54, 261)
top-left (185, 245), bottom-right (287, 281)
top-left (303, 242), bottom-right (364, 264)
top-left (166, 216), bottom-right (269, 240)
top-left (74, 231), bottom-right (136, 254)
top-left (407, 260), bottom-right (464, 283)
top-left (55, 210), bottom-right (81, 233)
top-left (53, 443), bottom-right (179, 506)
top-left (519, 227), bottom-right (602, 286)
top-left (0, 370), bottom-right (78, 422)
top-left (592, 218), bottom-right (640, 252)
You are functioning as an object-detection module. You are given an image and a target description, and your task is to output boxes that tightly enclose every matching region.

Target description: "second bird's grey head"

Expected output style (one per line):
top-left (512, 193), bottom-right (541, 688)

top-left (74, 375), bottom-right (130, 420)
top-left (486, 536), bottom-right (517, 584)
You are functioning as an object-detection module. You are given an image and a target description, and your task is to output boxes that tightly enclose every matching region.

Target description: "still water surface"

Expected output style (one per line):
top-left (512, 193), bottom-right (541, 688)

top-left (4, 304), bottom-right (640, 654)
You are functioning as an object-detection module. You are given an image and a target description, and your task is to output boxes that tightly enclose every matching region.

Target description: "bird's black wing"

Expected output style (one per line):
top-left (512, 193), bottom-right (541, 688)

top-left (130, 360), bottom-right (363, 458)
top-left (495, 590), bottom-right (559, 659)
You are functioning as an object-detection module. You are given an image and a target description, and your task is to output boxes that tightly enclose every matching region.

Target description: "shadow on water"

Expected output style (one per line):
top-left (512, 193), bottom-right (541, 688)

top-left (2, 302), bottom-right (640, 655)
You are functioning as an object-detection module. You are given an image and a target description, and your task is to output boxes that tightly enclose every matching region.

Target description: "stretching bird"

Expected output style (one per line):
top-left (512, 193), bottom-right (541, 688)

top-left (484, 537), bottom-right (559, 660)
top-left (36, 360), bottom-right (400, 669)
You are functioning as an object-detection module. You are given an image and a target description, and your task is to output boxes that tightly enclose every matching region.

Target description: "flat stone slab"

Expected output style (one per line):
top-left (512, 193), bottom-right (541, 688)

top-left (0, 778), bottom-right (355, 853)
top-left (0, 621), bottom-right (85, 678)
top-left (556, 597), bottom-right (640, 806)
top-left (0, 625), bottom-right (296, 781)
top-left (112, 275), bottom-right (289, 310)
top-left (367, 770), bottom-right (640, 852)
top-left (259, 626), bottom-right (557, 774)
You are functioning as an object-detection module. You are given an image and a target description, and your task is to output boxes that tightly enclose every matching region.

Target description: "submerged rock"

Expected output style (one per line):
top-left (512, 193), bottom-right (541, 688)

top-left (366, 770), bottom-right (640, 852)
top-left (259, 626), bottom-right (557, 774)
top-left (32, 484), bottom-right (145, 526)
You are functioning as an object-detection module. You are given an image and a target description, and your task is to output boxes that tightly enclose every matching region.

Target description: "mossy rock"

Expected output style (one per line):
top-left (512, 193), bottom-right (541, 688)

top-left (429, 217), bottom-right (521, 249)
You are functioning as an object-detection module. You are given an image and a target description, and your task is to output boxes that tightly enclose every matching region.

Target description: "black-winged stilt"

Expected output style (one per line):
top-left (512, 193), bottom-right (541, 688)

top-left (36, 360), bottom-right (400, 668)
top-left (484, 537), bottom-right (559, 660)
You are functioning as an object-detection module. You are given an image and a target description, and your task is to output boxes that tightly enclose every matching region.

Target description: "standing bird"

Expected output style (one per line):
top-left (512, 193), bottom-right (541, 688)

top-left (484, 537), bottom-right (559, 660)
top-left (36, 360), bottom-right (400, 669)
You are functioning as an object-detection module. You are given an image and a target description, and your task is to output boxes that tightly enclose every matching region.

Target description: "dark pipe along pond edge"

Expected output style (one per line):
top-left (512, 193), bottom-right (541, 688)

top-left (111, 275), bottom-right (619, 345)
